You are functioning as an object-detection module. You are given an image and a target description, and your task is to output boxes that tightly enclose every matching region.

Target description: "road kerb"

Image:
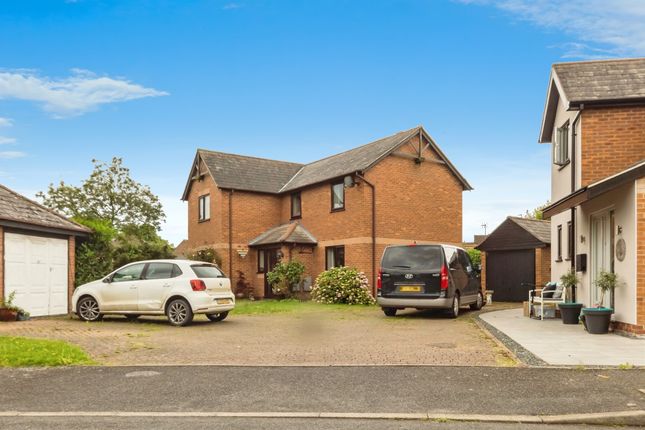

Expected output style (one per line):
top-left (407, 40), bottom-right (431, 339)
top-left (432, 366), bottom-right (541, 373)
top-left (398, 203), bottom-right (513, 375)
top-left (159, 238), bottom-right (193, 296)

top-left (0, 410), bottom-right (643, 425)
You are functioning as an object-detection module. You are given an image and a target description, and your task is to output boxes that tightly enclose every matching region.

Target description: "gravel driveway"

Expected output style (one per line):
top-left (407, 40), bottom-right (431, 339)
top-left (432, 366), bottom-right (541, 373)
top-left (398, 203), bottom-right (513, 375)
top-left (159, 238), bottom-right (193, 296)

top-left (0, 304), bottom-right (515, 366)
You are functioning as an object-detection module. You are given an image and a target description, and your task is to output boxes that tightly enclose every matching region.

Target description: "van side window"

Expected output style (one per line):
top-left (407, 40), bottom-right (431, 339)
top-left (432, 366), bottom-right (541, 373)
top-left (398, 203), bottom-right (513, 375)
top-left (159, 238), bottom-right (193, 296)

top-left (458, 250), bottom-right (473, 273)
top-left (445, 248), bottom-right (460, 271)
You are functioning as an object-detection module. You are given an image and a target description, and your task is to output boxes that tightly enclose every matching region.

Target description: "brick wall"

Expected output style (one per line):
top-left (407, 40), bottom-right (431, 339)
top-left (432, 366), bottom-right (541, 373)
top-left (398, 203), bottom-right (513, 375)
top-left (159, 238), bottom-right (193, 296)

top-left (581, 106), bottom-right (645, 186)
top-left (634, 178), bottom-right (645, 334)
top-left (480, 252), bottom-right (487, 291)
top-left (67, 235), bottom-right (75, 313)
top-left (534, 246), bottom-right (552, 288)
top-left (0, 226), bottom-right (3, 302)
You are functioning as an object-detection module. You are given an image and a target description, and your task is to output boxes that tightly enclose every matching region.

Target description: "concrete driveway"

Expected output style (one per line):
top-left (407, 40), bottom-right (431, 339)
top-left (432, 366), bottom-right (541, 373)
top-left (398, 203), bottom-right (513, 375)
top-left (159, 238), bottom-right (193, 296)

top-left (0, 304), bottom-right (514, 366)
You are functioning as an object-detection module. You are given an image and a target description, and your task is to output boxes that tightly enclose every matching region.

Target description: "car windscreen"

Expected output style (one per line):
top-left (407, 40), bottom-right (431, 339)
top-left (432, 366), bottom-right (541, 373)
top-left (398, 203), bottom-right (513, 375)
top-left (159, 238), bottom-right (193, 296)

top-left (381, 246), bottom-right (443, 271)
top-left (190, 264), bottom-right (224, 278)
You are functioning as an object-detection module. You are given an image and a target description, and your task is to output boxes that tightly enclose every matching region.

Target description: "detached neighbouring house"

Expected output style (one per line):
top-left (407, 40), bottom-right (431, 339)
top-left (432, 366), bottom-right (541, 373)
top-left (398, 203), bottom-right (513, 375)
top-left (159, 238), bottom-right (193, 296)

top-left (477, 217), bottom-right (551, 302)
top-left (539, 58), bottom-right (645, 335)
top-left (181, 126), bottom-right (472, 298)
top-left (0, 184), bottom-right (90, 316)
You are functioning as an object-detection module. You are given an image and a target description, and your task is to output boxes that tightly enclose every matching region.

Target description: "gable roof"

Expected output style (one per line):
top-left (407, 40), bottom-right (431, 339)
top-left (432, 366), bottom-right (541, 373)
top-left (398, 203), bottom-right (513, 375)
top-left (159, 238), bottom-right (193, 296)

top-left (248, 221), bottom-right (317, 246)
top-left (0, 184), bottom-right (91, 235)
top-left (182, 126), bottom-right (472, 199)
top-left (540, 58), bottom-right (645, 143)
top-left (476, 216), bottom-right (550, 252)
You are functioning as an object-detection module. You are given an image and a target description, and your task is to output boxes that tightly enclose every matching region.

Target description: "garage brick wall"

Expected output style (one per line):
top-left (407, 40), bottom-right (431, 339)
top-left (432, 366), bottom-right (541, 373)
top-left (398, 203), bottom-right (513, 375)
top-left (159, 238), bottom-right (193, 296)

top-left (581, 106), bottom-right (645, 187)
top-left (0, 226), bottom-right (3, 301)
top-left (184, 133), bottom-right (466, 298)
top-left (534, 247), bottom-right (551, 288)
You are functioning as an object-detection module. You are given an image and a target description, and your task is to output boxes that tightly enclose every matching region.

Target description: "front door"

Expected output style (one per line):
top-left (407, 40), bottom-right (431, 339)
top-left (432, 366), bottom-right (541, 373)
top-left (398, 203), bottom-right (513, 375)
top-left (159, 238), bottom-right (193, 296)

top-left (261, 248), bottom-right (281, 298)
top-left (590, 211), bottom-right (614, 307)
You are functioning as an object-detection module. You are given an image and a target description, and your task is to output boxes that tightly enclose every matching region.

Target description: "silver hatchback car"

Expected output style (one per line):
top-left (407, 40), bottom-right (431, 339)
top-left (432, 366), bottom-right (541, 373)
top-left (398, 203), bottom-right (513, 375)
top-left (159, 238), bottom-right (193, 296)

top-left (72, 259), bottom-right (235, 326)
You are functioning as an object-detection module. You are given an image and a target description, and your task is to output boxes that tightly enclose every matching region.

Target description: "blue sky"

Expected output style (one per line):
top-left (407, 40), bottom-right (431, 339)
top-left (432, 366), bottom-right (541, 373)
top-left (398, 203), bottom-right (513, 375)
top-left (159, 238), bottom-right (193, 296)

top-left (1, 0), bottom-right (643, 245)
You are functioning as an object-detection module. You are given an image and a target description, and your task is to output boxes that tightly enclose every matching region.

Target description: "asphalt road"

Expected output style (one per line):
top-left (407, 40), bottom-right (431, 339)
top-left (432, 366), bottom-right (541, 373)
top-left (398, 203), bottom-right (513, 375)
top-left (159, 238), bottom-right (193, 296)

top-left (1, 417), bottom-right (643, 430)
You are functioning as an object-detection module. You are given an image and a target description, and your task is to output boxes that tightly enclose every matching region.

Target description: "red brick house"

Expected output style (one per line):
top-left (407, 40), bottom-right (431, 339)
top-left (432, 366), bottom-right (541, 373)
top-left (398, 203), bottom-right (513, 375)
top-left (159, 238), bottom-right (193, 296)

top-left (539, 58), bottom-right (645, 334)
top-left (181, 126), bottom-right (472, 298)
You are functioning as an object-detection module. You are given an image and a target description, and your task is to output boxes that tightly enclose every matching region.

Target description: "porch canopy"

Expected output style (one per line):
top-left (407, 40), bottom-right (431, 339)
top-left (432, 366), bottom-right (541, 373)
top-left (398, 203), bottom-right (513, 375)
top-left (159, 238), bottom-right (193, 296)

top-left (249, 221), bottom-right (317, 247)
top-left (543, 161), bottom-right (645, 219)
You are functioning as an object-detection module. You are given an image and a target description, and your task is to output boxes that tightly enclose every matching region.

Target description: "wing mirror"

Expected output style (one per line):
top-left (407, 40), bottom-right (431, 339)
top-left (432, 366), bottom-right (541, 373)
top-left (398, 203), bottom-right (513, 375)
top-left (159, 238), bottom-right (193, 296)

top-left (102, 277), bottom-right (112, 284)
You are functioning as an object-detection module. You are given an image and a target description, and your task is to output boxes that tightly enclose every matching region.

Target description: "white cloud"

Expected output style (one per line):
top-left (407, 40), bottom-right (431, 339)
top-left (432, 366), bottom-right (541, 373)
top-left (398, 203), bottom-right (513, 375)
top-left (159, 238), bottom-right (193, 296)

top-left (222, 2), bottom-right (242, 10)
top-left (456, 0), bottom-right (645, 57)
top-left (0, 117), bottom-right (12, 127)
top-left (0, 136), bottom-right (16, 145)
top-left (0, 69), bottom-right (168, 118)
top-left (0, 151), bottom-right (26, 159)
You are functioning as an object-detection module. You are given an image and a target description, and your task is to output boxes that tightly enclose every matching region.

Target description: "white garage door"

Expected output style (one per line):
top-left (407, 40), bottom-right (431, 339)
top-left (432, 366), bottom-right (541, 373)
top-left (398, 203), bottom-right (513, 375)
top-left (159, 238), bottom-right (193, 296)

top-left (4, 232), bottom-right (69, 316)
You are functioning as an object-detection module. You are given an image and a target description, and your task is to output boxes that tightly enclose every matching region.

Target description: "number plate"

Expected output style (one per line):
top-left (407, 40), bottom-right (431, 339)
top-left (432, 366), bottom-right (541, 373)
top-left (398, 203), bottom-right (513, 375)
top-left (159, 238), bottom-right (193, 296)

top-left (399, 285), bottom-right (422, 293)
top-left (216, 299), bottom-right (230, 304)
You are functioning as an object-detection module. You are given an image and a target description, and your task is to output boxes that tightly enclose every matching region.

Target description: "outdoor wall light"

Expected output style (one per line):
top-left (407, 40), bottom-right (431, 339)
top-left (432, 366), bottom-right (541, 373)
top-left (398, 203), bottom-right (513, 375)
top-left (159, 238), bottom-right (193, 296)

top-left (617, 225), bottom-right (623, 235)
top-left (237, 248), bottom-right (249, 258)
top-left (580, 235), bottom-right (586, 243)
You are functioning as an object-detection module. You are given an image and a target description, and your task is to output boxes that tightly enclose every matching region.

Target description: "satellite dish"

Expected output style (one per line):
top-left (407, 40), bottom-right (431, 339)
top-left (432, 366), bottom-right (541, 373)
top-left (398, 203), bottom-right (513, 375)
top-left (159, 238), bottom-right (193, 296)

top-left (343, 175), bottom-right (355, 188)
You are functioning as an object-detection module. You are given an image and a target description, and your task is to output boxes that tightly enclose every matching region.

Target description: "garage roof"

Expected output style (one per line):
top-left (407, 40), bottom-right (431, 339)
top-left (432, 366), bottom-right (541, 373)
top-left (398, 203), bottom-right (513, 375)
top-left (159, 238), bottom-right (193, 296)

top-left (0, 184), bottom-right (90, 235)
top-left (476, 216), bottom-right (550, 252)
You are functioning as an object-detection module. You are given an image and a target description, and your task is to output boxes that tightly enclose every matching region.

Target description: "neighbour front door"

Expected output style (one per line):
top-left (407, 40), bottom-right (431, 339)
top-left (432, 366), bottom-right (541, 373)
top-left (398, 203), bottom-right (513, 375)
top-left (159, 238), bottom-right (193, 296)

top-left (261, 248), bottom-right (281, 298)
top-left (590, 211), bottom-right (614, 307)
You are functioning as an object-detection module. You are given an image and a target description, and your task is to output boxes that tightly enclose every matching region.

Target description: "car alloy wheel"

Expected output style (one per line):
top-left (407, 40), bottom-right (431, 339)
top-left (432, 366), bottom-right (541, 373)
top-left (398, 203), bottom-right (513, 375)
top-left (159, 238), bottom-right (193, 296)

top-left (167, 299), bottom-right (193, 327)
top-left (78, 297), bottom-right (101, 321)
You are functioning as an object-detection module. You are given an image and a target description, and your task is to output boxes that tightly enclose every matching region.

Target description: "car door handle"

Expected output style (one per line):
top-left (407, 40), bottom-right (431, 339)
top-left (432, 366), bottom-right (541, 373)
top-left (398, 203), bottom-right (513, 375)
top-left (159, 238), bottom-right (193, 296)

top-left (163, 284), bottom-right (171, 288)
top-left (129, 286), bottom-right (137, 290)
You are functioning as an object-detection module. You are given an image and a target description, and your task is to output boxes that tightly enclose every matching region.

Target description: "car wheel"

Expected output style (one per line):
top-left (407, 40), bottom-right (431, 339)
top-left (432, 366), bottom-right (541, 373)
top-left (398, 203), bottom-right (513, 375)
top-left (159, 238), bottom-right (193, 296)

top-left (166, 298), bottom-right (194, 327)
top-left (124, 314), bottom-right (140, 321)
top-left (470, 292), bottom-right (484, 311)
top-left (447, 294), bottom-right (460, 318)
top-left (206, 311), bottom-right (229, 322)
top-left (382, 307), bottom-right (397, 317)
top-left (77, 296), bottom-right (102, 322)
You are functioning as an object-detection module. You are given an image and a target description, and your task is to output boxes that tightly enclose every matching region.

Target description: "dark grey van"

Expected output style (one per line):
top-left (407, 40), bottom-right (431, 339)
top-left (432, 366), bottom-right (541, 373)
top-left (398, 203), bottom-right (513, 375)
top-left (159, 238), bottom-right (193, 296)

top-left (376, 244), bottom-right (483, 318)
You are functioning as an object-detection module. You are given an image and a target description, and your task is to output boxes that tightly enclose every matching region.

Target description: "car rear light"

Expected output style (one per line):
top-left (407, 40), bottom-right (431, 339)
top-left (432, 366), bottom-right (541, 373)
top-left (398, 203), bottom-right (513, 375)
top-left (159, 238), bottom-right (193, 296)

top-left (190, 279), bottom-right (206, 291)
top-left (440, 265), bottom-right (449, 290)
top-left (377, 270), bottom-right (382, 290)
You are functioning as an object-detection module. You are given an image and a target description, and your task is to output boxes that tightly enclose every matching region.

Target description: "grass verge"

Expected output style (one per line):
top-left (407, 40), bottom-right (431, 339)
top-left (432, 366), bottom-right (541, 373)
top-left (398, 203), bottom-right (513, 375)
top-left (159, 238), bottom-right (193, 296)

top-left (0, 336), bottom-right (95, 367)
top-left (232, 299), bottom-right (375, 316)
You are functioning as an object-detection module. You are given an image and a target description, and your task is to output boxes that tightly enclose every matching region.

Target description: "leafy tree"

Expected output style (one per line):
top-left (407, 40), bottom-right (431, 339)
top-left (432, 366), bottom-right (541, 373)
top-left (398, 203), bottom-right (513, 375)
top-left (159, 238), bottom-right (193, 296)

top-left (467, 248), bottom-right (481, 267)
top-left (37, 157), bottom-right (165, 230)
top-left (521, 201), bottom-right (550, 220)
top-left (185, 247), bottom-right (222, 266)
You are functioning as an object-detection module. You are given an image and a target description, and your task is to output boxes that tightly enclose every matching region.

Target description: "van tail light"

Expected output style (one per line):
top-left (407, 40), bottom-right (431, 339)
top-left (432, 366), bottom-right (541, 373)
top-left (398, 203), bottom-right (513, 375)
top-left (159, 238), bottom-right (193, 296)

top-left (377, 270), bottom-right (383, 290)
top-left (190, 279), bottom-right (207, 291)
top-left (440, 265), bottom-right (449, 290)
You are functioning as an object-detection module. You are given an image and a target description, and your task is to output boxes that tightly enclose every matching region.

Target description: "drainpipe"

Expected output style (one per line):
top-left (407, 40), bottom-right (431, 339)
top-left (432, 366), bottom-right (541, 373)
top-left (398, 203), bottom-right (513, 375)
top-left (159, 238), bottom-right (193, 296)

top-left (570, 108), bottom-right (582, 302)
top-left (355, 173), bottom-right (376, 295)
top-left (228, 189), bottom-right (234, 278)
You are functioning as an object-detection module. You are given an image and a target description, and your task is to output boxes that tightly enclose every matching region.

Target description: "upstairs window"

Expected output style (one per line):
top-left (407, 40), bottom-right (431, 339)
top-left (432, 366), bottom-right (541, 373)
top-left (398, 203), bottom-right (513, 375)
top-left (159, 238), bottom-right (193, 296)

top-left (198, 194), bottom-right (210, 222)
top-left (554, 122), bottom-right (569, 166)
top-left (326, 246), bottom-right (345, 269)
top-left (291, 192), bottom-right (302, 219)
top-left (331, 182), bottom-right (345, 211)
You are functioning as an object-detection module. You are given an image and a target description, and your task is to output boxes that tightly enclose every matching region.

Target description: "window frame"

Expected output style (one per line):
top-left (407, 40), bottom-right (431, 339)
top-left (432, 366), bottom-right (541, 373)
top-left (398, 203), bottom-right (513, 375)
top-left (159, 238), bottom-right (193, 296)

top-left (257, 249), bottom-right (266, 273)
top-left (566, 221), bottom-right (574, 261)
top-left (290, 192), bottom-right (302, 219)
top-left (144, 262), bottom-right (183, 280)
top-left (553, 121), bottom-right (570, 167)
top-left (325, 245), bottom-right (345, 270)
top-left (198, 194), bottom-right (210, 222)
top-left (556, 225), bottom-right (563, 262)
top-left (330, 182), bottom-right (345, 212)
top-left (110, 263), bottom-right (146, 283)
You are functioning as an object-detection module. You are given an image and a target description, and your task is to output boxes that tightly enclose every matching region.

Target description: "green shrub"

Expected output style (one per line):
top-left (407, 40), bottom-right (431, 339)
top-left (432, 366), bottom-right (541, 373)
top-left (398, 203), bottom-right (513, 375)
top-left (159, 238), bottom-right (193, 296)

top-left (186, 247), bottom-right (222, 266)
top-left (266, 260), bottom-right (305, 299)
top-left (311, 267), bottom-right (375, 305)
top-left (467, 248), bottom-right (481, 266)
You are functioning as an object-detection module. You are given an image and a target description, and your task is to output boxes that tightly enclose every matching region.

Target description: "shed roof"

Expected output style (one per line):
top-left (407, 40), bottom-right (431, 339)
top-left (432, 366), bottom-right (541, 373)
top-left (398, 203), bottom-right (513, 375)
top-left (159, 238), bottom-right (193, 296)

top-left (0, 184), bottom-right (90, 235)
top-left (476, 216), bottom-right (550, 252)
top-left (248, 222), bottom-right (317, 247)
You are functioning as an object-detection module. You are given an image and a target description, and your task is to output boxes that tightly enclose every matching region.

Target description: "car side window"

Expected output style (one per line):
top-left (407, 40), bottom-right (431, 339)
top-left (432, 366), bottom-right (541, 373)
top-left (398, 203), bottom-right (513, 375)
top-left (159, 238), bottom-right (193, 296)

top-left (145, 263), bottom-right (182, 280)
top-left (111, 263), bottom-right (145, 282)
top-left (458, 250), bottom-right (473, 274)
top-left (444, 248), bottom-right (460, 271)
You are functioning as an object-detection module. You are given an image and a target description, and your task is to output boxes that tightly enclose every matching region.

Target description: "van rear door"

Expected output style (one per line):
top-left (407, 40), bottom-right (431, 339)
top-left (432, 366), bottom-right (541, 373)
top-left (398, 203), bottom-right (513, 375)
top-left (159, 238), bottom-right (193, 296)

top-left (380, 245), bottom-right (444, 297)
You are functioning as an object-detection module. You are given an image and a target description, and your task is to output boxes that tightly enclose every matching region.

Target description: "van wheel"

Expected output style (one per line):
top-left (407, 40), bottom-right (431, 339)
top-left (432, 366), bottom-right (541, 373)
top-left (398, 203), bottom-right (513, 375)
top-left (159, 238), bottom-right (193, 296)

top-left (470, 292), bottom-right (484, 311)
top-left (382, 307), bottom-right (397, 317)
top-left (447, 294), bottom-right (460, 318)
top-left (166, 298), bottom-right (194, 327)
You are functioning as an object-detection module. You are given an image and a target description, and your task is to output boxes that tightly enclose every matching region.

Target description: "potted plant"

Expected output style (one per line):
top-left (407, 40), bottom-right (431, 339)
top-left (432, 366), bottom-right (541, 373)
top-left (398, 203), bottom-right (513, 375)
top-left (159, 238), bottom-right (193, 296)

top-left (580, 271), bottom-right (618, 334)
top-left (557, 269), bottom-right (583, 324)
top-left (0, 291), bottom-right (29, 322)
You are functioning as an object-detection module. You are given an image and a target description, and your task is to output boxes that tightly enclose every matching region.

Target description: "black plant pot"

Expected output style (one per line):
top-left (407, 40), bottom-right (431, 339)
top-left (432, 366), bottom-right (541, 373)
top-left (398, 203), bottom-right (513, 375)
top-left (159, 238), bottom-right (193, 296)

top-left (581, 308), bottom-right (613, 334)
top-left (558, 303), bottom-right (583, 324)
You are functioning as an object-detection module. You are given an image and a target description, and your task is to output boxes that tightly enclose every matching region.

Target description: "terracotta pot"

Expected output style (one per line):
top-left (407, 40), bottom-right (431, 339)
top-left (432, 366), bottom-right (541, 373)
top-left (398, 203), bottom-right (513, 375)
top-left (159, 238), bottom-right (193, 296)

top-left (0, 308), bottom-right (18, 322)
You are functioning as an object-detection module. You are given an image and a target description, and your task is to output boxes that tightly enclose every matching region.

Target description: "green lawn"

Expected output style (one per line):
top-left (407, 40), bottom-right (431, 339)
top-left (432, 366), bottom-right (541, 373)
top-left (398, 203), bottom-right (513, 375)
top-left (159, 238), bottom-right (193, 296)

top-left (232, 299), bottom-right (375, 315)
top-left (0, 336), bottom-right (95, 367)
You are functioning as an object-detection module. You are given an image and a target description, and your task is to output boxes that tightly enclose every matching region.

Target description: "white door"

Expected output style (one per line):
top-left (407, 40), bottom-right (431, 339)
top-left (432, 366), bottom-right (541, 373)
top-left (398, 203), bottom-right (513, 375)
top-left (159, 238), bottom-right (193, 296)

top-left (590, 212), bottom-right (611, 306)
top-left (4, 232), bottom-right (69, 316)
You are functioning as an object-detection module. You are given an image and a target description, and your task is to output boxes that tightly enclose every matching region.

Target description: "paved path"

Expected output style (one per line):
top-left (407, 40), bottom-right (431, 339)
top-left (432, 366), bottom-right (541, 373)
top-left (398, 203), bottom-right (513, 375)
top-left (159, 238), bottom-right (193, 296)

top-left (480, 309), bottom-right (645, 366)
top-left (0, 306), bottom-right (510, 366)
